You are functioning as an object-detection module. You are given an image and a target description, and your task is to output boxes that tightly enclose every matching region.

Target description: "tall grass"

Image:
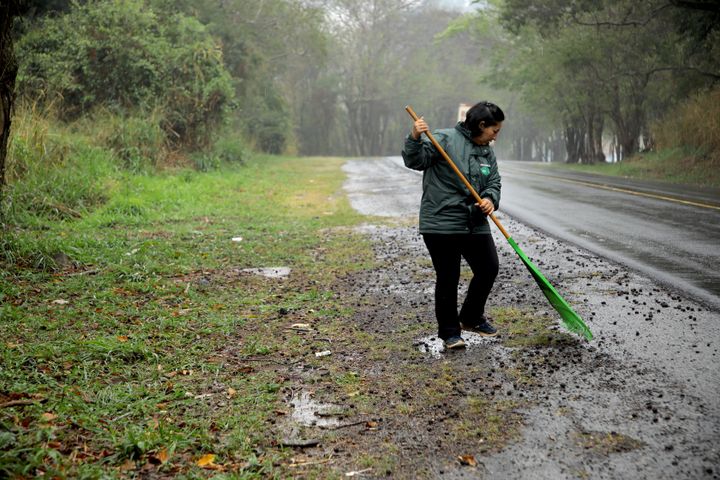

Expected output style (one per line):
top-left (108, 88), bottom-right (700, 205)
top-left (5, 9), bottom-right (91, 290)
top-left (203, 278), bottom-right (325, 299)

top-left (1, 103), bottom-right (248, 271)
top-left (3, 103), bottom-right (117, 223)
top-left (85, 107), bottom-right (169, 172)
top-left (652, 87), bottom-right (720, 166)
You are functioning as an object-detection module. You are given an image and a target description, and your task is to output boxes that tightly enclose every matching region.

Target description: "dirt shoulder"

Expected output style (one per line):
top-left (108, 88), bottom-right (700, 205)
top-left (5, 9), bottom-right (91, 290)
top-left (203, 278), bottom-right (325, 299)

top-left (274, 216), bottom-right (719, 479)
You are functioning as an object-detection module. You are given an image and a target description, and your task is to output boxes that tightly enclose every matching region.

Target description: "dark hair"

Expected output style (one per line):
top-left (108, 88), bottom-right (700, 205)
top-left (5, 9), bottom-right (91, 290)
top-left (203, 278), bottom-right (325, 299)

top-left (464, 101), bottom-right (505, 137)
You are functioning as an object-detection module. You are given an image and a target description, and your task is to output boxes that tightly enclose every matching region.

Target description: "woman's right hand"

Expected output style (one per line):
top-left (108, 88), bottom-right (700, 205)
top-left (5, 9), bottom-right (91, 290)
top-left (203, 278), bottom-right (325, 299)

top-left (411, 117), bottom-right (429, 140)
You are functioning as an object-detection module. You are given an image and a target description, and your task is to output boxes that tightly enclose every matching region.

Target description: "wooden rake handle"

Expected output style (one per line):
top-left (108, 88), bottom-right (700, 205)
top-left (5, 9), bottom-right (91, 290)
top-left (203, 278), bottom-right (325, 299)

top-left (405, 105), bottom-right (510, 239)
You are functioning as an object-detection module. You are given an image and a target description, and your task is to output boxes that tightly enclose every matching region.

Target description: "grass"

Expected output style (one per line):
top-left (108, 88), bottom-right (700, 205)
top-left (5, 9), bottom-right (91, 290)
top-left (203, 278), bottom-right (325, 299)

top-left (491, 307), bottom-right (576, 349)
top-left (0, 154), bottom-right (374, 478)
top-left (574, 430), bottom-right (645, 455)
top-left (544, 148), bottom-right (720, 188)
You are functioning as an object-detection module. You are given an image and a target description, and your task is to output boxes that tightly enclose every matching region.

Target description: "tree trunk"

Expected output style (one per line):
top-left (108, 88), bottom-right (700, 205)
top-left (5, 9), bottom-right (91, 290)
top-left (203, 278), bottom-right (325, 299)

top-left (564, 123), bottom-right (584, 164)
top-left (1, 2), bottom-right (19, 207)
top-left (584, 113), bottom-right (605, 164)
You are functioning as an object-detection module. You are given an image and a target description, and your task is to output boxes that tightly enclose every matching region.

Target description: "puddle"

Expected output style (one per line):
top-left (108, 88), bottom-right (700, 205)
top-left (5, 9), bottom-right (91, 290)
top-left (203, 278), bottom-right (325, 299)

top-left (240, 267), bottom-right (291, 279)
top-left (290, 391), bottom-right (342, 428)
top-left (415, 333), bottom-right (500, 359)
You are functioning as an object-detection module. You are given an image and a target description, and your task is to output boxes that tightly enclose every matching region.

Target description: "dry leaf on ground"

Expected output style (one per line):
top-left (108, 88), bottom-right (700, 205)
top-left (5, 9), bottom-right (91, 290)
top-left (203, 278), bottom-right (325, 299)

top-left (40, 412), bottom-right (57, 422)
top-left (197, 453), bottom-right (216, 466)
top-left (148, 448), bottom-right (169, 465)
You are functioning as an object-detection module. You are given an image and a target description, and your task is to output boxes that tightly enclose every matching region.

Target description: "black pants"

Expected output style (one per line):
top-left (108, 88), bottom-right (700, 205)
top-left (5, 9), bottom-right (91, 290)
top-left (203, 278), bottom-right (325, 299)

top-left (423, 233), bottom-right (499, 340)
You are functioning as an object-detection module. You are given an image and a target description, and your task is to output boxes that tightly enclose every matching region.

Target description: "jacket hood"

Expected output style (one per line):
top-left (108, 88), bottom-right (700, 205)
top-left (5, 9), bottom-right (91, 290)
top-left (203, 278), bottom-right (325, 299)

top-left (455, 122), bottom-right (474, 142)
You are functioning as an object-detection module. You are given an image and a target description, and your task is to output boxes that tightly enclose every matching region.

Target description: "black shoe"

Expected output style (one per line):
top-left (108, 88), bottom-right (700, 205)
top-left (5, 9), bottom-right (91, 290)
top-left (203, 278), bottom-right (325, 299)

top-left (460, 319), bottom-right (498, 337)
top-left (443, 336), bottom-right (466, 349)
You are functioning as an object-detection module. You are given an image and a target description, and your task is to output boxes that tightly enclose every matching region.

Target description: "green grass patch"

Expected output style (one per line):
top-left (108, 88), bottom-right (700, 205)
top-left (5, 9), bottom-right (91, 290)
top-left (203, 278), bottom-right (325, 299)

top-left (0, 154), bottom-right (373, 477)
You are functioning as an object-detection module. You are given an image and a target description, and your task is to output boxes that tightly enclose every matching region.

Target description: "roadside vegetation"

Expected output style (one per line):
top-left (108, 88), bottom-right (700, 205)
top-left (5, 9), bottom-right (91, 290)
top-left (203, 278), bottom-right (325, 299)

top-left (542, 87), bottom-right (720, 188)
top-left (0, 145), bottom-right (374, 477)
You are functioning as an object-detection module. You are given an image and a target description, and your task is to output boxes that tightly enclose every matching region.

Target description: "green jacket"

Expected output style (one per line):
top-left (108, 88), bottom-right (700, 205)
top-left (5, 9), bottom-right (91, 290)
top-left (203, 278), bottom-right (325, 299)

top-left (402, 122), bottom-right (501, 234)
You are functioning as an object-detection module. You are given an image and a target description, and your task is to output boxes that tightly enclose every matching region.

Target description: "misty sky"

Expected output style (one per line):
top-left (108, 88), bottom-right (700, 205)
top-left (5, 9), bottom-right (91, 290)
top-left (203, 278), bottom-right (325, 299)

top-left (436, 0), bottom-right (474, 11)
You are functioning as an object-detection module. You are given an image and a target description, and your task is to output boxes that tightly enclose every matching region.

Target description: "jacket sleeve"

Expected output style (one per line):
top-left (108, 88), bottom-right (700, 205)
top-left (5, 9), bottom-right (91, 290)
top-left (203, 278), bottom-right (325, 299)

top-left (480, 152), bottom-right (501, 210)
top-left (402, 133), bottom-right (442, 171)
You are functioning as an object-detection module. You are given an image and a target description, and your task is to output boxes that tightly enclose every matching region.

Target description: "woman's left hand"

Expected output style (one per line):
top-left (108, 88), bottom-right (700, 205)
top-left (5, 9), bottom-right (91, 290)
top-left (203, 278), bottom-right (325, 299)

top-left (476, 198), bottom-right (494, 216)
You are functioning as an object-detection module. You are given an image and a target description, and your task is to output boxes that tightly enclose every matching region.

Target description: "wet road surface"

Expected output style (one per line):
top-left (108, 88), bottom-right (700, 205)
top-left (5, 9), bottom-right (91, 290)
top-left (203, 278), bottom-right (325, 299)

top-left (345, 157), bottom-right (720, 310)
top-left (500, 161), bottom-right (720, 310)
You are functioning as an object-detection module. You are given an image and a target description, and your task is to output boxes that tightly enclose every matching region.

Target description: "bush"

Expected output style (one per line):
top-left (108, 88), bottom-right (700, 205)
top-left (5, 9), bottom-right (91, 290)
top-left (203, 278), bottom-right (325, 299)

top-left (16, 0), bottom-right (234, 149)
top-left (241, 87), bottom-right (290, 154)
top-left (191, 134), bottom-right (248, 172)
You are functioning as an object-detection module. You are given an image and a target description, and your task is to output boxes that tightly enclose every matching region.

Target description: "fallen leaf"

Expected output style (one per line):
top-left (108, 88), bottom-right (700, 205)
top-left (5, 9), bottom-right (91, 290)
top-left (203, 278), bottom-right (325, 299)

top-left (40, 412), bottom-right (57, 423)
top-left (237, 366), bottom-right (254, 374)
top-left (51, 299), bottom-right (69, 305)
top-left (196, 453), bottom-right (215, 467)
top-left (458, 454), bottom-right (477, 467)
top-left (117, 335), bottom-right (129, 343)
top-left (148, 448), bottom-right (169, 465)
top-left (119, 459), bottom-right (136, 471)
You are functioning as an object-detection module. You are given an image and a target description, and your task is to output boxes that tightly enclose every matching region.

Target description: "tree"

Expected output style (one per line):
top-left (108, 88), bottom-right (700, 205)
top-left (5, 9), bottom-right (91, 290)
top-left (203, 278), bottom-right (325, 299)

top-left (0, 1), bottom-right (21, 204)
top-left (168, 0), bottom-right (329, 153)
top-left (316, 0), bottom-right (494, 156)
top-left (465, 0), bottom-right (719, 162)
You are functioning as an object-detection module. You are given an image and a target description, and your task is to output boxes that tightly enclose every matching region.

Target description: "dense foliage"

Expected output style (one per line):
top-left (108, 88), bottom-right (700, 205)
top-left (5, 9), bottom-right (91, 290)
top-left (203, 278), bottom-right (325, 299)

top-left (8, 0), bottom-right (720, 165)
top-left (17, 0), bottom-right (233, 149)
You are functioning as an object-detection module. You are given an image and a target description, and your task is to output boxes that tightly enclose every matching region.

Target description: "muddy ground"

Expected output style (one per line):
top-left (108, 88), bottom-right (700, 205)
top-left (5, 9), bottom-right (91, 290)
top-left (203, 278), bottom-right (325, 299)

top-left (269, 212), bottom-right (719, 479)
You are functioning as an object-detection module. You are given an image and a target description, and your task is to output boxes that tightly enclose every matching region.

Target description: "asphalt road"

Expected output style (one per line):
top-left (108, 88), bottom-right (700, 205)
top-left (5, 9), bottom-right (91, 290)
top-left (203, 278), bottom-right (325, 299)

top-left (343, 157), bottom-right (720, 310)
top-left (499, 161), bottom-right (720, 310)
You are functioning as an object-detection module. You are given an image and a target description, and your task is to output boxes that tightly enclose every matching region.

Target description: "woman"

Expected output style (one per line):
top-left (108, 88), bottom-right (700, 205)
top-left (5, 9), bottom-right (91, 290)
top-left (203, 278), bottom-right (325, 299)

top-left (402, 101), bottom-right (504, 350)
